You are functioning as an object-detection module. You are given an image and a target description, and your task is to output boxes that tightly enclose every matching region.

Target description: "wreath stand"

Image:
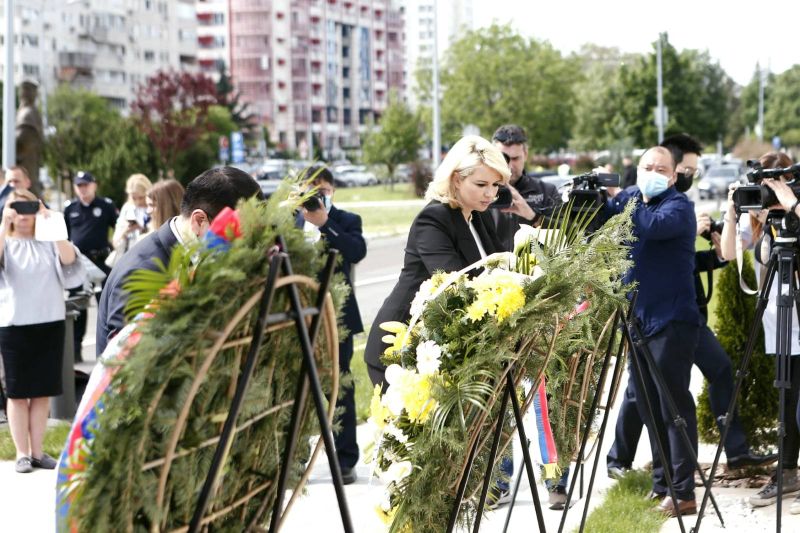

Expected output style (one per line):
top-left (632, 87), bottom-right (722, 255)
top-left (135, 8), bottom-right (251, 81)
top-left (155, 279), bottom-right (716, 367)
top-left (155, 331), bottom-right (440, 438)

top-left (183, 236), bottom-right (353, 532)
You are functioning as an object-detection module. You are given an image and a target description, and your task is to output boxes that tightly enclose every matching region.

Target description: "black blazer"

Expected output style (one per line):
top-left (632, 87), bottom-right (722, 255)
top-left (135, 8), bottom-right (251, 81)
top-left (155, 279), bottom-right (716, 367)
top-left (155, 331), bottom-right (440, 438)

top-left (298, 205), bottom-right (367, 336)
top-left (364, 201), bottom-right (503, 373)
top-left (96, 221), bottom-right (178, 356)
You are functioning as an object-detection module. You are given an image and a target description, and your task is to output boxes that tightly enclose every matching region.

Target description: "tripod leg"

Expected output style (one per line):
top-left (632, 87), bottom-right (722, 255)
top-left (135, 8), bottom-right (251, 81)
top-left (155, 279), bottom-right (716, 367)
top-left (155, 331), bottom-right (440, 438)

top-left (630, 321), bottom-right (724, 527)
top-left (578, 323), bottom-right (630, 533)
top-left (694, 257), bottom-right (778, 532)
top-left (624, 320), bottom-right (687, 533)
top-left (501, 457), bottom-right (526, 532)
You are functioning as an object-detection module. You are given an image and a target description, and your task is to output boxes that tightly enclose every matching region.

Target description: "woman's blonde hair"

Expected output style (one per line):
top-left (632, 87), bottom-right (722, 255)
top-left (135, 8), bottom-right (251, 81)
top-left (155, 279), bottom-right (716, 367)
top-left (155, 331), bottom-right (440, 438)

top-left (5, 189), bottom-right (38, 235)
top-left (424, 135), bottom-right (511, 208)
top-left (126, 173), bottom-right (153, 197)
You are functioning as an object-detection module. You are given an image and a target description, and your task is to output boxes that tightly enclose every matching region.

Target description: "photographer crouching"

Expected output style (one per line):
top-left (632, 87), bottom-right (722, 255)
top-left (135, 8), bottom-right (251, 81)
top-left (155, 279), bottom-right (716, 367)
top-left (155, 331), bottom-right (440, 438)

top-left (491, 125), bottom-right (562, 251)
top-left (719, 152), bottom-right (800, 511)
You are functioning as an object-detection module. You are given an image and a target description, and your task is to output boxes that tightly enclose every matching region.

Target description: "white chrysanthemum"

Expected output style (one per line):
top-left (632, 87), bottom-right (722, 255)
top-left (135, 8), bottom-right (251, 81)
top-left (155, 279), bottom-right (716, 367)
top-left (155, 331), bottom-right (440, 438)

top-left (415, 340), bottom-right (442, 375)
top-left (385, 421), bottom-right (409, 444)
top-left (380, 460), bottom-right (413, 484)
top-left (410, 278), bottom-right (436, 317)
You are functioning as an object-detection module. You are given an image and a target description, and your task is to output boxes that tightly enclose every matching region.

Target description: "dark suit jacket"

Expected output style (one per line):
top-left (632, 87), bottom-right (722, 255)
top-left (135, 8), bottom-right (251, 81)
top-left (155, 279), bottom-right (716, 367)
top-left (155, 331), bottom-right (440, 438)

top-left (96, 221), bottom-right (178, 355)
top-left (364, 201), bottom-right (503, 371)
top-left (304, 205), bottom-right (367, 336)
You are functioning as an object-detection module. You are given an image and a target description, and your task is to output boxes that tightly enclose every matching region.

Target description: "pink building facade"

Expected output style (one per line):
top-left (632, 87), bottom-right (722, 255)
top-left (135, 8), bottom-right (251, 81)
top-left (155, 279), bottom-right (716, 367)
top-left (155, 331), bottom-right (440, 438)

top-left (229, 0), bottom-right (404, 159)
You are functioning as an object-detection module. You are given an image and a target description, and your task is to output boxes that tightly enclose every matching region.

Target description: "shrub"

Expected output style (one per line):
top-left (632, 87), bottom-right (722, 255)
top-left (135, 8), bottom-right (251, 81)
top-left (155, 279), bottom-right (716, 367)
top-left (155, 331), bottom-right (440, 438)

top-left (697, 253), bottom-right (777, 451)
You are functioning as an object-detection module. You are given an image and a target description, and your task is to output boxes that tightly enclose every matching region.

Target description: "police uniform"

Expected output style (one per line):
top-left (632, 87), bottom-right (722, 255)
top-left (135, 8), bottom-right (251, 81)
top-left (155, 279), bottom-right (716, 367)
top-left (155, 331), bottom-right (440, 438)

top-left (64, 196), bottom-right (117, 274)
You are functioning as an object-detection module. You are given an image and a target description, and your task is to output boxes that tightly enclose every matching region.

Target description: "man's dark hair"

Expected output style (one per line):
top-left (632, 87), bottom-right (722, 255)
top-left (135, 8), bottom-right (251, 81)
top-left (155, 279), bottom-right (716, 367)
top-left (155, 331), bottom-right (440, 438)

top-left (660, 133), bottom-right (703, 166)
top-left (492, 124), bottom-right (528, 146)
top-left (309, 166), bottom-right (335, 186)
top-left (180, 166), bottom-right (263, 219)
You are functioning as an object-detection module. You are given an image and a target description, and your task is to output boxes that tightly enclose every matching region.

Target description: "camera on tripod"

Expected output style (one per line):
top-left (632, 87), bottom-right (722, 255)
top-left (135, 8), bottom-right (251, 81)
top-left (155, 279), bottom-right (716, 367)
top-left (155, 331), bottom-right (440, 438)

top-left (568, 171), bottom-right (621, 212)
top-left (732, 160), bottom-right (800, 214)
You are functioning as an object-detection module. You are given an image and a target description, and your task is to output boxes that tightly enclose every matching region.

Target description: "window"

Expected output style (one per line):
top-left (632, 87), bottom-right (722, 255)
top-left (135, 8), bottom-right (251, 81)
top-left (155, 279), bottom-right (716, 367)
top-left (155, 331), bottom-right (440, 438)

top-left (342, 66), bottom-right (349, 78)
top-left (343, 108), bottom-right (351, 125)
top-left (343, 87), bottom-right (350, 99)
top-left (144, 50), bottom-right (155, 62)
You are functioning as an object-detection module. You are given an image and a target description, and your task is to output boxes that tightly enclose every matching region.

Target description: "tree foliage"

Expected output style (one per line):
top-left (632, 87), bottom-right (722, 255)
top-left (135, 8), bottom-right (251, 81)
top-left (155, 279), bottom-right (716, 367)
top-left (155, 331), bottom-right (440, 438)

top-left (362, 93), bottom-right (423, 183)
top-left (131, 70), bottom-right (219, 173)
top-left (44, 86), bottom-right (157, 204)
top-left (435, 24), bottom-right (575, 151)
top-left (171, 105), bottom-right (238, 184)
top-left (764, 65), bottom-right (800, 146)
top-left (215, 66), bottom-right (257, 136)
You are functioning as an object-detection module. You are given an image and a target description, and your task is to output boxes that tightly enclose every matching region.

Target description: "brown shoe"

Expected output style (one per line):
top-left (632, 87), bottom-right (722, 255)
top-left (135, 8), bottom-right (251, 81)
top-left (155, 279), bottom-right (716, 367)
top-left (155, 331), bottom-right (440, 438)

top-left (657, 497), bottom-right (697, 517)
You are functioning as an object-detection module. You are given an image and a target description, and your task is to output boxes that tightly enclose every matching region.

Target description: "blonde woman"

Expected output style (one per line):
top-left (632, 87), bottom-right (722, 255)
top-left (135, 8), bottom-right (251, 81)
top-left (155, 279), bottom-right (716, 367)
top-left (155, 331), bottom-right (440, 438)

top-left (111, 173), bottom-right (152, 260)
top-left (364, 135), bottom-right (513, 387)
top-left (146, 179), bottom-right (185, 230)
top-left (0, 189), bottom-right (84, 473)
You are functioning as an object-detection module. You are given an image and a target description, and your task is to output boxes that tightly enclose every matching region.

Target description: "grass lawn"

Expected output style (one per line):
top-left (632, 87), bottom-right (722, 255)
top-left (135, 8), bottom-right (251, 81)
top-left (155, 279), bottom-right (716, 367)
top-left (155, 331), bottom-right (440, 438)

top-left (0, 422), bottom-right (71, 461)
top-left (349, 204), bottom-right (420, 237)
top-left (579, 470), bottom-right (668, 533)
top-left (335, 182), bottom-right (416, 203)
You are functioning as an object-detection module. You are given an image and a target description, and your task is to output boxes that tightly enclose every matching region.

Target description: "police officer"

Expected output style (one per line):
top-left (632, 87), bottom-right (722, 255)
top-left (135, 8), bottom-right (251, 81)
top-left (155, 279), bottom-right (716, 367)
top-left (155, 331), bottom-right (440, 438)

top-left (64, 170), bottom-right (117, 360)
top-left (491, 124), bottom-right (562, 251)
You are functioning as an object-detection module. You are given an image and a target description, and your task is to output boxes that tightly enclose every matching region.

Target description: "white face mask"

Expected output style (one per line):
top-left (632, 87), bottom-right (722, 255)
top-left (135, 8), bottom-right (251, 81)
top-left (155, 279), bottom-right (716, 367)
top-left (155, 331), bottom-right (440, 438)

top-left (637, 170), bottom-right (670, 198)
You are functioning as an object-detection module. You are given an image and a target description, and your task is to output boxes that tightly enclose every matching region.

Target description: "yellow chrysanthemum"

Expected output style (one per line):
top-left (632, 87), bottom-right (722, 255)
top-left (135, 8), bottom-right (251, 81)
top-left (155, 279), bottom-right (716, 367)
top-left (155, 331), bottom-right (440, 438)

top-left (465, 270), bottom-right (526, 323)
top-left (368, 384), bottom-right (391, 430)
top-left (494, 283), bottom-right (525, 322)
top-left (380, 321), bottom-right (409, 357)
top-left (400, 373), bottom-right (437, 423)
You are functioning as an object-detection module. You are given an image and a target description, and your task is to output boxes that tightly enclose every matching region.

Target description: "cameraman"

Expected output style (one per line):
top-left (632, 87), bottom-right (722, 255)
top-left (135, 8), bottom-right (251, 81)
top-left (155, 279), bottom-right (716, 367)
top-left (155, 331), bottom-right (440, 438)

top-left (604, 146), bottom-right (702, 516)
top-left (607, 135), bottom-right (775, 482)
top-left (719, 152), bottom-right (800, 510)
top-left (491, 125), bottom-right (562, 251)
top-left (297, 167), bottom-right (366, 485)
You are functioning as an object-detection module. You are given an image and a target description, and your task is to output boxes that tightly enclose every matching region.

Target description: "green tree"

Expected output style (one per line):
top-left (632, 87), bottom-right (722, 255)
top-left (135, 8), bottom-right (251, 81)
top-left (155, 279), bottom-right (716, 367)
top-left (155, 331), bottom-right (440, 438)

top-left (614, 34), bottom-right (735, 148)
top-left (215, 66), bottom-right (256, 136)
top-left (45, 86), bottom-right (157, 204)
top-left (172, 105), bottom-right (237, 184)
top-left (362, 94), bottom-right (423, 188)
top-left (436, 23), bottom-right (575, 151)
top-left (764, 65), bottom-right (800, 146)
top-left (697, 255), bottom-right (776, 451)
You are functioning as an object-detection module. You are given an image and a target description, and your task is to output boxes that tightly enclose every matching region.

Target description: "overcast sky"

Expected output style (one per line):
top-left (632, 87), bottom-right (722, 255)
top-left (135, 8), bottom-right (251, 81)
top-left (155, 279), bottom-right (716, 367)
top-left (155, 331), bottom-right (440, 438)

top-left (473, 0), bottom-right (799, 86)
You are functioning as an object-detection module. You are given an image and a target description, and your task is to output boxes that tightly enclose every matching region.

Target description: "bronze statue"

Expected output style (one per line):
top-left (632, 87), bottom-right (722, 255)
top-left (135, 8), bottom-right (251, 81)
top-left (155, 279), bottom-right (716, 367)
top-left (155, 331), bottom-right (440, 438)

top-left (15, 80), bottom-right (44, 196)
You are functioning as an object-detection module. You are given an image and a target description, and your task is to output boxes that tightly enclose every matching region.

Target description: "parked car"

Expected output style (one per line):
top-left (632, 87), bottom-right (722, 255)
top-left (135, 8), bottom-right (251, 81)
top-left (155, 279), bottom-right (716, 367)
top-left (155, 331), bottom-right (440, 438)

top-left (697, 165), bottom-right (745, 199)
top-left (333, 165), bottom-right (378, 187)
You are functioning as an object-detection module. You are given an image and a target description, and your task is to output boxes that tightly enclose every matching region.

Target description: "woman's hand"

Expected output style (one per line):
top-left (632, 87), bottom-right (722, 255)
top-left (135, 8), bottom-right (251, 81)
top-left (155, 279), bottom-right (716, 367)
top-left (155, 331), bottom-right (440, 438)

top-left (762, 179), bottom-right (798, 212)
top-left (725, 182), bottom-right (741, 221)
top-left (1, 205), bottom-right (15, 232)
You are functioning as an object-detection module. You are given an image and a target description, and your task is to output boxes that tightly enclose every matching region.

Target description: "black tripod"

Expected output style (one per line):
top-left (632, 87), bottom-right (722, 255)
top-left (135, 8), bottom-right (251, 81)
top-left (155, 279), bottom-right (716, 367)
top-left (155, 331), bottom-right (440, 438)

top-left (694, 231), bottom-right (800, 533)
top-left (499, 295), bottom-right (722, 532)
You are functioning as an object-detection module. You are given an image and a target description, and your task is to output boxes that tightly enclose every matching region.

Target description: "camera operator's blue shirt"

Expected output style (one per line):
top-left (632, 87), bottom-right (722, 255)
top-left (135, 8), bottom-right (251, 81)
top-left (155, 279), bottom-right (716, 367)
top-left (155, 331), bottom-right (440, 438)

top-left (605, 186), bottom-right (702, 337)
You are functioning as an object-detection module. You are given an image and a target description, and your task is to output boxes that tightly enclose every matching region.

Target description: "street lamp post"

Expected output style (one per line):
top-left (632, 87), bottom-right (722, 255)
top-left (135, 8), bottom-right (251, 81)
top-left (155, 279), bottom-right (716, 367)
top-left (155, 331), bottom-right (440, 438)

top-left (3, 0), bottom-right (16, 170)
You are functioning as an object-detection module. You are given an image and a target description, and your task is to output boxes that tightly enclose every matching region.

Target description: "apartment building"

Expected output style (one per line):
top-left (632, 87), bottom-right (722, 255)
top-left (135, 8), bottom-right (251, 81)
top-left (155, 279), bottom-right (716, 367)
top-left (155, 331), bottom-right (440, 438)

top-left (402, 0), bottom-right (472, 108)
top-left (229, 0), bottom-right (404, 159)
top-left (196, 0), bottom-right (229, 81)
top-left (0, 0), bottom-right (198, 111)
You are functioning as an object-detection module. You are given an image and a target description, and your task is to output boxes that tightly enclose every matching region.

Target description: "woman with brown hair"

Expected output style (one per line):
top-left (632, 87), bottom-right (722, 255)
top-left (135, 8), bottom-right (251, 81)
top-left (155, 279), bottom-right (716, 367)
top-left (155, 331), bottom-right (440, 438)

top-left (146, 179), bottom-right (185, 230)
top-left (0, 189), bottom-right (84, 473)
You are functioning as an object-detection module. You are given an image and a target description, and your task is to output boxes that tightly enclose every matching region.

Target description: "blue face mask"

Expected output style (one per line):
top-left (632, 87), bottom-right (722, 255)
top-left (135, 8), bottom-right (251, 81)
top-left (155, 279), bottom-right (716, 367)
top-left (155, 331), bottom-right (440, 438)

top-left (322, 194), bottom-right (332, 213)
top-left (637, 170), bottom-right (670, 198)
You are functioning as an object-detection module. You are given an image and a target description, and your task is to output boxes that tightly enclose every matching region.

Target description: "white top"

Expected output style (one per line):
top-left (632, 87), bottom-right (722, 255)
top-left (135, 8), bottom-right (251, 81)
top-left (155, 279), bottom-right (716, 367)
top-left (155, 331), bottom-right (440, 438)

top-left (0, 238), bottom-right (84, 326)
top-left (740, 216), bottom-right (800, 355)
top-left (468, 220), bottom-right (487, 259)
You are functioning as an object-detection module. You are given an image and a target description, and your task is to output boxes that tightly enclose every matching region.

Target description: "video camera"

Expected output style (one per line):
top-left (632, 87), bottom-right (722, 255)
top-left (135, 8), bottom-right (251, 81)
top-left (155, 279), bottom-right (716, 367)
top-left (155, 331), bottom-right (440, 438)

top-left (732, 160), bottom-right (800, 214)
top-left (568, 172), bottom-right (621, 212)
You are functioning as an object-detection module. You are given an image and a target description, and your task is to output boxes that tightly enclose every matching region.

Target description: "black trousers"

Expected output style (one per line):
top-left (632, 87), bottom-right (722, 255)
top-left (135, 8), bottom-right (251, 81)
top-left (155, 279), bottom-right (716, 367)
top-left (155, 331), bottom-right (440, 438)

top-left (607, 324), bottom-right (750, 469)
top-left (335, 336), bottom-right (359, 469)
top-left (778, 356), bottom-right (800, 470)
top-left (631, 321), bottom-right (699, 500)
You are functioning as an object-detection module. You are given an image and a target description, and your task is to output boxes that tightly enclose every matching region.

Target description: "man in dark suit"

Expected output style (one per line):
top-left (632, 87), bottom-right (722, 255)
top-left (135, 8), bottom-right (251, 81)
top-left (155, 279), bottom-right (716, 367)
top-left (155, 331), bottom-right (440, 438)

top-left (491, 124), bottom-right (562, 251)
top-left (298, 167), bottom-right (367, 485)
top-left (96, 166), bottom-right (262, 356)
